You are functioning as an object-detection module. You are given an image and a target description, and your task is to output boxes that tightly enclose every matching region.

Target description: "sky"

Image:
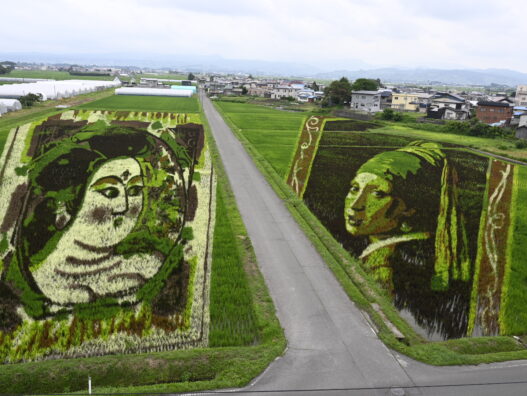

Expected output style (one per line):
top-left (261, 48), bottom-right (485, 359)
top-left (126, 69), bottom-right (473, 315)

top-left (2, 0), bottom-right (527, 73)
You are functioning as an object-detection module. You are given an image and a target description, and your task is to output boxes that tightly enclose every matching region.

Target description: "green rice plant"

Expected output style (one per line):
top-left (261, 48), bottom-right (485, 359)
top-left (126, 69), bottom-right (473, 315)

top-left (208, 188), bottom-right (259, 346)
top-left (76, 95), bottom-right (200, 113)
top-left (499, 166), bottom-right (527, 334)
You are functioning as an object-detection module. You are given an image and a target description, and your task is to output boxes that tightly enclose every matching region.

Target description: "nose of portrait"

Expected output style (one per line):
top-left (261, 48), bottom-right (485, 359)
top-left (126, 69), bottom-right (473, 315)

top-left (111, 185), bottom-right (129, 215)
top-left (346, 190), bottom-right (366, 215)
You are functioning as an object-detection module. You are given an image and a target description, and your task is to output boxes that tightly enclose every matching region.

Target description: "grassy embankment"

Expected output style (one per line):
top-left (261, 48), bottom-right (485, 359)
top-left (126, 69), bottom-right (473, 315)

top-left (213, 98), bottom-right (527, 365)
top-left (0, 95), bottom-right (285, 393)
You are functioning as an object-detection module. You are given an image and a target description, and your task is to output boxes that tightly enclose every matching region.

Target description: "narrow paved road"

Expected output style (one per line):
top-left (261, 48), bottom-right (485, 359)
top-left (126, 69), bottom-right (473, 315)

top-left (200, 92), bottom-right (527, 395)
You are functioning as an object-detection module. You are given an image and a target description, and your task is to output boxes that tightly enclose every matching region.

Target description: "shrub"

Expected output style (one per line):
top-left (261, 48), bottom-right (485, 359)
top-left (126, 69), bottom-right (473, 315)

top-left (18, 93), bottom-right (43, 108)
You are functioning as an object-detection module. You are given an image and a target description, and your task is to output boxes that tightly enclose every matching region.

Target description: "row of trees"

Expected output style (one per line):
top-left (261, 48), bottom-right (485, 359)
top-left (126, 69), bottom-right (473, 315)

top-left (322, 77), bottom-right (382, 107)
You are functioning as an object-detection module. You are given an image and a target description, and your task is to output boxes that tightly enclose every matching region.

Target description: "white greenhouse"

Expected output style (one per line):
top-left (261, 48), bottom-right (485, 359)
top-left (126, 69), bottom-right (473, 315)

top-left (115, 87), bottom-right (193, 97)
top-left (0, 79), bottom-right (121, 101)
top-left (0, 99), bottom-right (22, 115)
top-left (171, 85), bottom-right (196, 94)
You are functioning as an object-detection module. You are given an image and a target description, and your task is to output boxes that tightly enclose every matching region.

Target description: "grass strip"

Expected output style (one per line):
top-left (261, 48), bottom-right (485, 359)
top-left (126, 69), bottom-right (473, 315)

top-left (214, 101), bottom-right (527, 366)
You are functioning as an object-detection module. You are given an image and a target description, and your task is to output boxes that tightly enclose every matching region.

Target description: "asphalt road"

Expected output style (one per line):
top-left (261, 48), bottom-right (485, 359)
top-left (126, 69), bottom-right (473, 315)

top-left (199, 92), bottom-right (527, 396)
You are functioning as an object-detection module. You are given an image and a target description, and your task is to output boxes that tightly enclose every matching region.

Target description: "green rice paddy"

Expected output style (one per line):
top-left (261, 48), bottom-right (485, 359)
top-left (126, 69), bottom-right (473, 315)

top-left (77, 95), bottom-right (200, 113)
top-left (215, 101), bottom-right (305, 177)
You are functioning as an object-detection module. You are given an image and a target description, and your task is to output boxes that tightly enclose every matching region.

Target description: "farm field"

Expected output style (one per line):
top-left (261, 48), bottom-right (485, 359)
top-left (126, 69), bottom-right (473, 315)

top-left (139, 73), bottom-right (190, 80)
top-left (292, 119), bottom-right (527, 340)
top-left (215, 99), bottom-right (527, 364)
top-left (0, 97), bottom-right (283, 393)
top-left (2, 69), bottom-right (117, 81)
top-left (77, 94), bottom-right (200, 113)
top-left (214, 101), bottom-right (306, 177)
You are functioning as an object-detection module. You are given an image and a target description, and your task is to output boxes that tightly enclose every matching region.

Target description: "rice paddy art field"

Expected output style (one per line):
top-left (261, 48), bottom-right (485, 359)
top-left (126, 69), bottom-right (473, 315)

top-left (0, 97), bottom-right (283, 393)
top-left (215, 99), bottom-right (527, 362)
top-left (292, 118), bottom-right (527, 340)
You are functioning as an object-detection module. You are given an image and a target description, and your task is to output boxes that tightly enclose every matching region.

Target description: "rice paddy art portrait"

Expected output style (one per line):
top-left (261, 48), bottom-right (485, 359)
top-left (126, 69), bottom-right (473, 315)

top-left (0, 110), bottom-right (215, 362)
top-left (287, 117), bottom-right (527, 340)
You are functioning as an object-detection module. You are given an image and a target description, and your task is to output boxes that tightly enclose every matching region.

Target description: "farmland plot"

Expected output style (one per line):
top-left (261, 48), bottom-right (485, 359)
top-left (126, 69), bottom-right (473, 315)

top-left (0, 110), bottom-right (216, 362)
top-left (287, 116), bottom-right (527, 340)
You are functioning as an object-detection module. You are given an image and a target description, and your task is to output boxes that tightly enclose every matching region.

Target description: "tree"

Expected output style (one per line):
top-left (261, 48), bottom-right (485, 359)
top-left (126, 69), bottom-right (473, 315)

top-left (187, 72), bottom-right (195, 80)
top-left (19, 93), bottom-right (43, 108)
top-left (0, 61), bottom-right (15, 75)
top-left (241, 86), bottom-right (248, 95)
top-left (322, 77), bottom-right (352, 106)
top-left (311, 81), bottom-right (319, 91)
top-left (379, 108), bottom-right (403, 121)
top-left (351, 78), bottom-right (380, 91)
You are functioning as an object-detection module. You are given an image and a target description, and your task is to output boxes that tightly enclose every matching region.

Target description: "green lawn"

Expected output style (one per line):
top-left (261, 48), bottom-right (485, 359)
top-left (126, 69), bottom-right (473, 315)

top-left (3, 70), bottom-right (117, 81)
top-left (215, 101), bottom-right (305, 177)
top-left (76, 95), bottom-right (200, 113)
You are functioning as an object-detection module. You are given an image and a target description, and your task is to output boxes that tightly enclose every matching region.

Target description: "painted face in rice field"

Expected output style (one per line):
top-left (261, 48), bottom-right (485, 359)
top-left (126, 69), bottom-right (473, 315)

top-left (344, 172), bottom-right (414, 238)
top-left (74, 157), bottom-right (144, 247)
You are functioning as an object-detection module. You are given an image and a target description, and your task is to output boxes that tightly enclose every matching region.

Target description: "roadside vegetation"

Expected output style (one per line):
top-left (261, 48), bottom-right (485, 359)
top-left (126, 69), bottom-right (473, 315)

top-left (213, 97), bottom-right (527, 365)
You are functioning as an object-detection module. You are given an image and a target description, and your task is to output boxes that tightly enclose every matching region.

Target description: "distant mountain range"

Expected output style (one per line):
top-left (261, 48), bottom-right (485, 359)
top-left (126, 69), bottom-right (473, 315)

top-left (312, 68), bottom-right (527, 87)
top-left (2, 52), bottom-right (526, 86)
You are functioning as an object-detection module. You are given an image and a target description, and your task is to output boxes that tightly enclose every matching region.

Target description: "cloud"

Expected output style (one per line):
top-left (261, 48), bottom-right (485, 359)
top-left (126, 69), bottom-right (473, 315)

top-left (1, 0), bottom-right (526, 73)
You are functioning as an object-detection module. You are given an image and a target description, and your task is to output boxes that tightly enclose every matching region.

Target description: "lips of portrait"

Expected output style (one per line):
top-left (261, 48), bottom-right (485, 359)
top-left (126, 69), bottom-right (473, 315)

top-left (344, 172), bottom-right (414, 237)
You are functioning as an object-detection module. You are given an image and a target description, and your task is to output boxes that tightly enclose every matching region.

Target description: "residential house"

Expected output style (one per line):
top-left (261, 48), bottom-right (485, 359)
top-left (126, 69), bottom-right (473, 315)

top-left (427, 92), bottom-right (470, 120)
top-left (391, 92), bottom-right (420, 111)
top-left (511, 106), bottom-right (527, 127)
top-left (515, 85), bottom-right (527, 106)
top-left (351, 90), bottom-right (392, 113)
top-left (297, 88), bottom-right (316, 103)
top-left (516, 115), bottom-right (527, 140)
top-left (476, 101), bottom-right (513, 125)
top-left (270, 85), bottom-right (298, 100)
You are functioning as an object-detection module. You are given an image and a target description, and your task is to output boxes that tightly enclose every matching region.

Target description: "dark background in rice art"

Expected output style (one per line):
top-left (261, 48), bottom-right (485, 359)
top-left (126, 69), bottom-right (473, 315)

top-left (302, 131), bottom-right (488, 340)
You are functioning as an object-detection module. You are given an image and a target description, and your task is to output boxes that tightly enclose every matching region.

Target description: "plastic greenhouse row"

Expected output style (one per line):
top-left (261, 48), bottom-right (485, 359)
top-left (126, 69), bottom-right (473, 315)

top-left (0, 99), bottom-right (22, 115)
top-left (0, 79), bottom-right (122, 101)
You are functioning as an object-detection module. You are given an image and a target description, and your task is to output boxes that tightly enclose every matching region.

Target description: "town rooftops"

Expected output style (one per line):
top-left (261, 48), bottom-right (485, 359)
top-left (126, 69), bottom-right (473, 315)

top-left (352, 90), bottom-right (380, 95)
top-left (477, 101), bottom-right (510, 107)
top-left (431, 92), bottom-right (465, 102)
top-left (352, 90), bottom-right (391, 96)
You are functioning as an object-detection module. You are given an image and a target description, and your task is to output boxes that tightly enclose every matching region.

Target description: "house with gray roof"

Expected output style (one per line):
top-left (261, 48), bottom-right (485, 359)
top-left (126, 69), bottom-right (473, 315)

top-left (351, 90), bottom-right (392, 113)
